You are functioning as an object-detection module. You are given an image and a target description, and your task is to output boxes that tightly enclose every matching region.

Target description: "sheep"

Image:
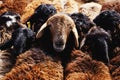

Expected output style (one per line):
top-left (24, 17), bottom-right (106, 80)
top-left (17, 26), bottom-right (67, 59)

top-left (70, 12), bottom-right (94, 42)
top-left (0, 11), bottom-right (21, 45)
top-left (3, 48), bottom-right (63, 80)
top-left (80, 27), bottom-right (111, 64)
top-left (0, 11), bottom-right (35, 56)
top-left (102, 0), bottom-right (120, 14)
top-left (0, 21), bottom-right (35, 56)
top-left (79, 2), bottom-right (102, 21)
top-left (93, 10), bottom-right (120, 49)
top-left (36, 13), bottom-right (79, 52)
top-left (65, 50), bottom-right (112, 80)
top-left (36, 13), bottom-right (79, 67)
top-left (2, 13), bottom-right (79, 79)
top-left (25, 4), bottom-right (57, 33)
top-left (0, 11), bottom-right (21, 30)
top-left (21, 0), bottom-right (52, 23)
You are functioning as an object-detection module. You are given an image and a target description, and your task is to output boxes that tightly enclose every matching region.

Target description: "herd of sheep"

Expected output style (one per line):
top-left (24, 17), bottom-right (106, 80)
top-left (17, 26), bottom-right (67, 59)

top-left (0, 0), bottom-right (119, 80)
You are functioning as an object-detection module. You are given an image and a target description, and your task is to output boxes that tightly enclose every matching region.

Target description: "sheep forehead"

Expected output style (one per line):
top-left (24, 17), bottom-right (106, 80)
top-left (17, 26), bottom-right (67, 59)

top-left (48, 13), bottom-right (74, 28)
top-left (2, 14), bottom-right (18, 26)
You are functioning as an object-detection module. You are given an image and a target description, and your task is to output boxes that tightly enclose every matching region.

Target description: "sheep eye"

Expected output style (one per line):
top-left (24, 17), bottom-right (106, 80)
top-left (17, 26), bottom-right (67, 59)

top-left (70, 26), bottom-right (72, 29)
top-left (91, 7), bottom-right (95, 10)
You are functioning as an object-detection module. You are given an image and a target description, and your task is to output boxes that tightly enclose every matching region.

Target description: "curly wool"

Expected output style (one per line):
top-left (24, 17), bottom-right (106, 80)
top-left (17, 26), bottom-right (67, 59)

top-left (109, 53), bottom-right (120, 80)
top-left (70, 12), bottom-right (94, 41)
top-left (79, 2), bottom-right (102, 21)
top-left (65, 50), bottom-right (112, 80)
top-left (93, 10), bottom-right (120, 48)
top-left (21, 0), bottom-right (52, 23)
top-left (25, 4), bottom-right (57, 33)
top-left (0, 0), bottom-right (28, 15)
top-left (3, 48), bottom-right (63, 80)
top-left (0, 29), bottom-right (11, 45)
top-left (102, 0), bottom-right (120, 14)
top-left (0, 50), bottom-right (15, 79)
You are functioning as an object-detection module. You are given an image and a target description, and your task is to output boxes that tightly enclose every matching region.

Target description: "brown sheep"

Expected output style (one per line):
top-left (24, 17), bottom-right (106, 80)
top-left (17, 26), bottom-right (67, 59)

top-left (3, 48), bottom-right (63, 80)
top-left (65, 50), bottom-right (112, 80)
top-left (3, 13), bottom-right (79, 80)
top-left (36, 13), bottom-right (79, 67)
top-left (36, 13), bottom-right (79, 52)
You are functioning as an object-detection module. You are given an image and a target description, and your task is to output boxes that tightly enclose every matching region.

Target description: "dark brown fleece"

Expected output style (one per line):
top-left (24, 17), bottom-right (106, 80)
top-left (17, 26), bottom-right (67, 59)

top-left (65, 50), bottom-right (111, 80)
top-left (3, 48), bottom-right (63, 80)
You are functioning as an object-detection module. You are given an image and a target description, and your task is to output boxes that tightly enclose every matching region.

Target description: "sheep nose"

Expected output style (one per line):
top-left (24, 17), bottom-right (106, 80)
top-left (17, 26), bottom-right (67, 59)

top-left (55, 40), bottom-right (64, 47)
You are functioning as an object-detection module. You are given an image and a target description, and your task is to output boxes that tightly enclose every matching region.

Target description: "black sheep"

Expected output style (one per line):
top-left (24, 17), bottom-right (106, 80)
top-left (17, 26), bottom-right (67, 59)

top-left (0, 11), bottom-right (35, 56)
top-left (70, 12), bottom-right (94, 41)
top-left (93, 10), bottom-right (120, 48)
top-left (26, 4), bottom-right (57, 33)
top-left (0, 11), bottom-right (21, 46)
top-left (0, 24), bottom-right (35, 56)
top-left (80, 27), bottom-right (111, 64)
top-left (0, 11), bottom-right (20, 31)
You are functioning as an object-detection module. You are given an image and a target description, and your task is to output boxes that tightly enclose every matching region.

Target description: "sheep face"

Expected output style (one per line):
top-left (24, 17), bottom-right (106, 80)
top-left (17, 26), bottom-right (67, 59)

top-left (26, 4), bottom-right (57, 32)
top-left (0, 11), bottom-right (20, 30)
top-left (36, 13), bottom-right (79, 52)
top-left (80, 27), bottom-right (111, 64)
top-left (49, 17), bottom-right (73, 52)
top-left (79, 2), bottom-right (102, 21)
top-left (70, 12), bottom-right (94, 36)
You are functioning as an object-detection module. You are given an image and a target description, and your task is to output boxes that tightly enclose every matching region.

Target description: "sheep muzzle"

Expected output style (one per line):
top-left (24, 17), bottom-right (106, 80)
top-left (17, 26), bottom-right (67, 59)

top-left (53, 39), bottom-right (65, 52)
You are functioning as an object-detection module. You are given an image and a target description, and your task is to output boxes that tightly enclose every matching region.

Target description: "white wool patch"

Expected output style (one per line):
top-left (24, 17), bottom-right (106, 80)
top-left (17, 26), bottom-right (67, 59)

top-left (79, 2), bottom-right (102, 21)
top-left (6, 21), bottom-right (13, 27)
top-left (3, 15), bottom-right (17, 27)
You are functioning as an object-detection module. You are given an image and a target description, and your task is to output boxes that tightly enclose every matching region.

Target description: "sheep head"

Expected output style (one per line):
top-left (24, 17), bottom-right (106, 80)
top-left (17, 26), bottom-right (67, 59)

top-left (0, 11), bottom-right (20, 30)
top-left (93, 10), bottom-right (120, 33)
top-left (36, 13), bottom-right (79, 52)
top-left (80, 27), bottom-right (111, 64)
top-left (79, 2), bottom-right (102, 21)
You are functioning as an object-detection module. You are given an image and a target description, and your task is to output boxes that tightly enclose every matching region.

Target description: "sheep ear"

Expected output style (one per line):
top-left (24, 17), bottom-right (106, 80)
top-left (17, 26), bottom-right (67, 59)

top-left (80, 37), bottom-right (86, 49)
top-left (36, 22), bottom-right (47, 38)
top-left (72, 27), bottom-right (79, 48)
